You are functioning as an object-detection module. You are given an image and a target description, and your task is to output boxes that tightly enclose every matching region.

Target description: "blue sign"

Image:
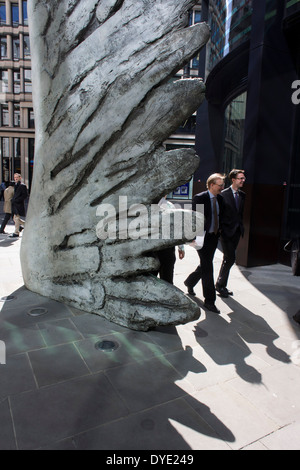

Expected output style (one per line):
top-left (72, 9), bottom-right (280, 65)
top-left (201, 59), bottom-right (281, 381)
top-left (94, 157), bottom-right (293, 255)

top-left (170, 180), bottom-right (193, 199)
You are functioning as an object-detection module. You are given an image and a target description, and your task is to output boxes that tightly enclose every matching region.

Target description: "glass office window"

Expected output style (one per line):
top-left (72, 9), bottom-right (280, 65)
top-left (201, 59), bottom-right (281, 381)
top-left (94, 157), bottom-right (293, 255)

top-left (1, 104), bottom-right (9, 126)
top-left (194, 10), bottom-right (201, 23)
top-left (1, 137), bottom-right (10, 181)
top-left (1, 136), bottom-right (9, 156)
top-left (189, 10), bottom-right (201, 26)
top-left (222, 91), bottom-right (247, 175)
top-left (13, 137), bottom-right (20, 157)
top-left (11, 3), bottom-right (19, 26)
top-left (227, 0), bottom-right (253, 52)
top-left (14, 157), bottom-right (21, 174)
top-left (22, 0), bottom-right (28, 25)
top-left (285, 0), bottom-right (300, 15)
top-left (14, 103), bottom-right (20, 127)
top-left (189, 8), bottom-right (202, 70)
top-left (14, 71), bottom-right (21, 93)
top-left (0, 35), bottom-right (7, 58)
top-left (13, 138), bottom-right (21, 175)
top-left (207, 0), bottom-right (253, 73)
top-left (23, 35), bottom-right (30, 58)
top-left (13, 36), bottom-right (20, 60)
top-left (24, 69), bottom-right (32, 92)
top-left (0, 3), bottom-right (6, 25)
top-left (0, 70), bottom-right (9, 92)
top-left (189, 8), bottom-right (201, 24)
top-left (28, 108), bottom-right (34, 128)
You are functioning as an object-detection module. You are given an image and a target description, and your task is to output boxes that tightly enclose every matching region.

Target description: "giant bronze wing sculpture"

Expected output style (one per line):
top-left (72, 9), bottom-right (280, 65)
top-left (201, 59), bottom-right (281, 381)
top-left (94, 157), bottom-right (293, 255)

top-left (21, 0), bottom-right (209, 330)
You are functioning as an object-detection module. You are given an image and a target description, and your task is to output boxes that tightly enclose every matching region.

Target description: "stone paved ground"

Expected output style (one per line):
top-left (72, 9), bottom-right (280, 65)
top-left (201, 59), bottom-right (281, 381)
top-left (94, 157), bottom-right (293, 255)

top-left (1, 214), bottom-right (300, 450)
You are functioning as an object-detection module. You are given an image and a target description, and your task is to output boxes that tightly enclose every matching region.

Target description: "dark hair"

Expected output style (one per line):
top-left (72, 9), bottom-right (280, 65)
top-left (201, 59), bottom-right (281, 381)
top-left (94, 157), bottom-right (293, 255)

top-left (229, 169), bottom-right (245, 180)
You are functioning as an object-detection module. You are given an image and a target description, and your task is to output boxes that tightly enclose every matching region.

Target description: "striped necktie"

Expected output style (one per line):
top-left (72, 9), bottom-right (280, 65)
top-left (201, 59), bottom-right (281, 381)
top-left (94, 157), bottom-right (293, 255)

top-left (234, 191), bottom-right (239, 209)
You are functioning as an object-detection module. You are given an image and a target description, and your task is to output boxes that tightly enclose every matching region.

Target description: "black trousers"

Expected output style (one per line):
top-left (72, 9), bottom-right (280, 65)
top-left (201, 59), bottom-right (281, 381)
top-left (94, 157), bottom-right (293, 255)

top-left (154, 247), bottom-right (176, 284)
top-left (0, 213), bottom-right (12, 232)
top-left (217, 230), bottom-right (241, 288)
top-left (185, 233), bottom-right (219, 303)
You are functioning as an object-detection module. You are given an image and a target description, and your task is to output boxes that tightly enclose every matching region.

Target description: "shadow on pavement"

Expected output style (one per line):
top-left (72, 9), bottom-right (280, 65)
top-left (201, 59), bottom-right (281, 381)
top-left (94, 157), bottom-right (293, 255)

top-left (0, 286), bottom-right (235, 449)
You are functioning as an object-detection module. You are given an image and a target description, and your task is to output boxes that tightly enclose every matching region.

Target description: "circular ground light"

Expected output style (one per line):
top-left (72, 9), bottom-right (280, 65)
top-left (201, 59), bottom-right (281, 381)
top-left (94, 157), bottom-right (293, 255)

top-left (0, 295), bottom-right (15, 301)
top-left (27, 307), bottom-right (48, 317)
top-left (95, 340), bottom-right (119, 352)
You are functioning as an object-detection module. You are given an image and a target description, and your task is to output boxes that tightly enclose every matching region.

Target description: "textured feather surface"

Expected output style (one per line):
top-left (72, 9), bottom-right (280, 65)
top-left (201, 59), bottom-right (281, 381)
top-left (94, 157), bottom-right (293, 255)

top-left (21, 0), bottom-right (209, 330)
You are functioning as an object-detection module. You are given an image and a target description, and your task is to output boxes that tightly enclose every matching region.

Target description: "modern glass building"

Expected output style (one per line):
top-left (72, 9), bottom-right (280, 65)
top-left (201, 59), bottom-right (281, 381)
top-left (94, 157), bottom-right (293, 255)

top-left (0, 0), bottom-right (34, 188)
top-left (194, 0), bottom-right (300, 267)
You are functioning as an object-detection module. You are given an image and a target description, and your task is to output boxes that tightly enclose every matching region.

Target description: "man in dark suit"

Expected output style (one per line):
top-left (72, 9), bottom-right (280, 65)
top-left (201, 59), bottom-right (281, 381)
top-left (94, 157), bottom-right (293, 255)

top-left (184, 173), bottom-right (225, 313)
top-left (216, 169), bottom-right (246, 297)
top-left (9, 173), bottom-right (28, 238)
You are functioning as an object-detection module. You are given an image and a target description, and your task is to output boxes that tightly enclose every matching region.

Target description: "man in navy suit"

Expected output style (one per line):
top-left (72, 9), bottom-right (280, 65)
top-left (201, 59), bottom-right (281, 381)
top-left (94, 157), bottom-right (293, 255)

top-left (184, 173), bottom-right (225, 313)
top-left (216, 169), bottom-right (246, 297)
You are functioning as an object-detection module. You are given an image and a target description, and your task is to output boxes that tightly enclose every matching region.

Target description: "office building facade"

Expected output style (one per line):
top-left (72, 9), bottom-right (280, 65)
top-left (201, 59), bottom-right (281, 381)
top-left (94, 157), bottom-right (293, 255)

top-left (0, 0), bottom-right (34, 188)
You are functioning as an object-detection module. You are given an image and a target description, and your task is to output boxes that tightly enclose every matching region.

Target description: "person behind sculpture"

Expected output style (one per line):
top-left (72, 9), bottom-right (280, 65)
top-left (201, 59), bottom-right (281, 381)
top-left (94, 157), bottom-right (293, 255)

top-left (184, 173), bottom-right (225, 313)
top-left (0, 182), bottom-right (14, 234)
top-left (154, 196), bottom-right (185, 284)
top-left (216, 169), bottom-right (246, 297)
top-left (0, 181), bottom-right (6, 200)
top-left (9, 173), bottom-right (28, 238)
top-left (156, 245), bottom-right (185, 284)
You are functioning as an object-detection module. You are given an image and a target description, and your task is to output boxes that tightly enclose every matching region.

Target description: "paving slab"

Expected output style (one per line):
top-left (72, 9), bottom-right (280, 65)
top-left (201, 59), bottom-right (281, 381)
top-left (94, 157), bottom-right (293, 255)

top-left (9, 373), bottom-right (129, 450)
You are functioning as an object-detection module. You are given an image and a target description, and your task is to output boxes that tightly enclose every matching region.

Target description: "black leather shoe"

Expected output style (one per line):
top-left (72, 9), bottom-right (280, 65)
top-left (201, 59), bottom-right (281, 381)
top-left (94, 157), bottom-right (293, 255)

top-left (9, 233), bottom-right (19, 238)
top-left (216, 285), bottom-right (234, 296)
top-left (19, 225), bottom-right (24, 232)
top-left (184, 281), bottom-right (196, 296)
top-left (204, 302), bottom-right (220, 313)
top-left (215, 285), bottom-right (228, 298)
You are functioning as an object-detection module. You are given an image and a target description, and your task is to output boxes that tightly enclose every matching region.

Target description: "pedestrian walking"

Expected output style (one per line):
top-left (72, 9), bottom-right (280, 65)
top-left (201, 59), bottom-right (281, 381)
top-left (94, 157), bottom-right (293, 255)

top-left (216, 169), bottom-right (246, 297)
top-left (184, 173), bottom-right (225, 313)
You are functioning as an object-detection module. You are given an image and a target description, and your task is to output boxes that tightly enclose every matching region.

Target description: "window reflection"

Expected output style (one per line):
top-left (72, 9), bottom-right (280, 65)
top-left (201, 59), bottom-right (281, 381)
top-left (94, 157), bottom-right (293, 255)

top-left (222, 91), bottom-right (247, 174)
top-left (11, 3), bottom-right (19, 26)
top-left (0, 2), bottom-right (6, 25)
top-left (206, 0), bottom-right (253, 76)
top-left (23, 34), bottom-right (30, 58)
top-left (24, 69), bottom-right (32, 92)
top-left (0, 35), bottom-right (7, 58)
top-left (13, 36), bottom-right (20, 60)
top-left (285, 0), bottom-right (300, 15)
top-left (22, 0), bottom-right (28, 25)
top-left (0, 69), bottom-right (8, 92)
